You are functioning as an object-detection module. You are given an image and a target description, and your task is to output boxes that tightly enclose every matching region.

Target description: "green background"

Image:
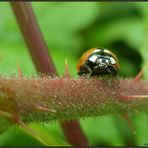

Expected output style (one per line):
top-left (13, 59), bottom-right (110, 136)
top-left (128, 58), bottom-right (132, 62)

top-left (0, 2), bottom-right (148, 146)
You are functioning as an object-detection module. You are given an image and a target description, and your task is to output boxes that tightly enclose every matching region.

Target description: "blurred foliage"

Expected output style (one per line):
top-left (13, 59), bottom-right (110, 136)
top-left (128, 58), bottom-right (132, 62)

top-left (0, 2), bottom-right (148, 146)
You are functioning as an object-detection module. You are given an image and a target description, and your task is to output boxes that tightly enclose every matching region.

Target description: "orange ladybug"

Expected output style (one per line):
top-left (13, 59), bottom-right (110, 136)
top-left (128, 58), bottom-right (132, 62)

top-left (77, 47), bottom-right (120, 76)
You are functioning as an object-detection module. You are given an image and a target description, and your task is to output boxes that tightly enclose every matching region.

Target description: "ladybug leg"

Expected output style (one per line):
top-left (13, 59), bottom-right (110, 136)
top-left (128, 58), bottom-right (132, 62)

top-left (107, 66), bottom-right (119, 88)
top-left (77, 70), bottom-right (86, 76)
top-left (107, 67), bottom-right (112, 74)
top-left (106, 68), bottom-right (114, 87)
top-left (78, 63), bottom-right (92, 77)
top-left (84, 64), bottom-right (92, 77)
top-left (108, 66), bottom-right (118, 75)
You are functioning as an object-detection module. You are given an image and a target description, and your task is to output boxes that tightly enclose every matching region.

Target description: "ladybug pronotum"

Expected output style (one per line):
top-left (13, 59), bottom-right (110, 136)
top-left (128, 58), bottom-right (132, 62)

top-left (77, 47), bottom-right (120, 76)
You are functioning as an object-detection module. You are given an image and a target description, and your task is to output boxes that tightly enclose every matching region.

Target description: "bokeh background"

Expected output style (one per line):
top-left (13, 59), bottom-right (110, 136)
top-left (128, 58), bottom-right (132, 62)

top-left (0, 2), bottom-right (148, 146)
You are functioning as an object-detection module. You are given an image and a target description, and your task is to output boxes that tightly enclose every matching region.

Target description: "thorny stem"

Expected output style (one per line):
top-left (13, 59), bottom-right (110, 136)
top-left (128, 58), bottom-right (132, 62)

top-left (0, 77), bottom-right (148, 121)
top-left (10, 2), bottom-right (88, 146)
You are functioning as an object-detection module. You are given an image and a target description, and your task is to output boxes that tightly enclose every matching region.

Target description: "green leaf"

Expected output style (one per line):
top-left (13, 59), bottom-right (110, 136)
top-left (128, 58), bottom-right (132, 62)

top-left (0, 127), bottom-right (43, 146)
top-left (21, 123), bottom-right (70, 146)
top-left (81, 116), bottom-right (124, 146)
top-left (0, 117), bottom-right (11, 134)
top-left (132, 113), bottom-right (148, 146)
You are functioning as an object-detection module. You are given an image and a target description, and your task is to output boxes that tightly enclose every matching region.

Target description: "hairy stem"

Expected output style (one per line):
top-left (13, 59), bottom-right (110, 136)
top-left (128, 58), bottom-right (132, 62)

top-left (0, 77), bottom-right (148, 122)
top-left (10, 2), bottom-right (88, 146)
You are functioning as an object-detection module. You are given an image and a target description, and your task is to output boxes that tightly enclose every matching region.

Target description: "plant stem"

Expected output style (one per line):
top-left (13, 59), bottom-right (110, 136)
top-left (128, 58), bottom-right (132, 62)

top-left (0, 77), bottom-right (147, 121)
top-left (11, 2), bottom-right (56, 75)
top-left (10, 2), bottom-right (88, 146)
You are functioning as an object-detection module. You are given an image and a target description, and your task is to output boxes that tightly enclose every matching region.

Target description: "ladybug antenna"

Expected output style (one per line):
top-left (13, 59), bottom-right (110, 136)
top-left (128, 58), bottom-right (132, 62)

top-left (64, 58), bottom-right (70, 78)
top-left (17, 62), bottom-right (23, 78)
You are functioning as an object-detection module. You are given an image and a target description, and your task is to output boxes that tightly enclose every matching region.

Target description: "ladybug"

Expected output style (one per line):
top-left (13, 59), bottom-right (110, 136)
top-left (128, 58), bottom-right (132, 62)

top-left (77, 47), bottom-right (120, 76)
